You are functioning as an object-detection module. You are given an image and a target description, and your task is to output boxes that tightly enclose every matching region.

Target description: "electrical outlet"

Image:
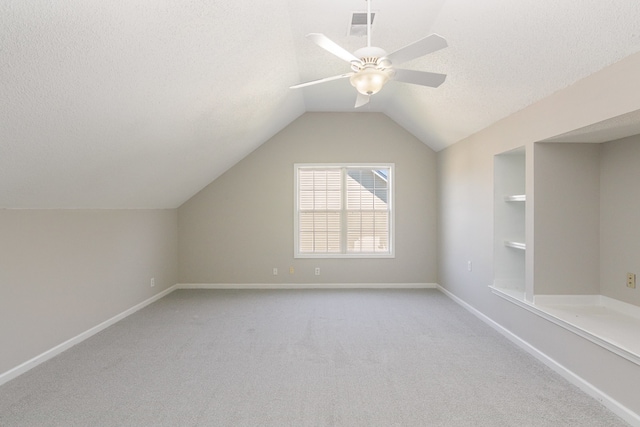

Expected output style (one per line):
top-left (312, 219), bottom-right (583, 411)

top-left (467, 261), bottom-right (472, 272)
top-left (315, 267), bottom-right (320, 276)
top-left (273, 268), bottom-right (278, 276)
top-left (150, 278), bottom-right (155, 287)
top-left (627, 273), bottom-right (636, 289)
top-left (289, 266), bottom-right (294, 274)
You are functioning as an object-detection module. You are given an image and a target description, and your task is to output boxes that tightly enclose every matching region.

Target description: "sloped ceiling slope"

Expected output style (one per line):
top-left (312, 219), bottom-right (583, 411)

top-left (1, 1), bottom-right (640, 208)
top-left (1, 0), bottom-right (304, 208)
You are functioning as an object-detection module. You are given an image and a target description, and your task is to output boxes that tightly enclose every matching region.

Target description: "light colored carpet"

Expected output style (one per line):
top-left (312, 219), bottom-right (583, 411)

top-left (0, 289), bottom-right (627, 426)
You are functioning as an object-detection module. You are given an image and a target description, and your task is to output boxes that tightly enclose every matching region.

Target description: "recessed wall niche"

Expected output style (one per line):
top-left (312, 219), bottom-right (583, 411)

top-left (493, 146), bottom-right (526, 299)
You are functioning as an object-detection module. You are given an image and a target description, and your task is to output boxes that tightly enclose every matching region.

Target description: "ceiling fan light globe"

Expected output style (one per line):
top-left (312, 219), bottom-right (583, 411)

top-left (350, 68), bottom-right (389, 96)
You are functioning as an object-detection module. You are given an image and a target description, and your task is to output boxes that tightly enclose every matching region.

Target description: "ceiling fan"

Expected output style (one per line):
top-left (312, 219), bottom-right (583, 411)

top-left (290, 0), bottom-right (448, 108)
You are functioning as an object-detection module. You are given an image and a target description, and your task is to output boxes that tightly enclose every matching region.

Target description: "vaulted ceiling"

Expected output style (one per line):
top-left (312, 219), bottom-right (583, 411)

top-left (2, 1), bottom-right (640, 208)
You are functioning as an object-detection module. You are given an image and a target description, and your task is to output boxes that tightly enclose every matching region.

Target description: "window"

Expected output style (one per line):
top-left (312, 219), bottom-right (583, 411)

top-left (294, 164), bottom-right (394, 258)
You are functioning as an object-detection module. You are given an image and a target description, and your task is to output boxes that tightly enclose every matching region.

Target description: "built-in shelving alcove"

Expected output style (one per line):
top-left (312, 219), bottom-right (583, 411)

top-left (492, 146), bottom-right (526, 300)
top-left (491, 112), bottom-right (640, 365)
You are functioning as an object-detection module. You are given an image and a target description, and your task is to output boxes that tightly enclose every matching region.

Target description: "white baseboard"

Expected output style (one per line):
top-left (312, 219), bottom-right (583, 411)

top-left (0, 285), bottom-right (178, 387)
top-left (176, 283), bottom-right (438, 289)
top-left (437, 285), bottom-right (640, 427)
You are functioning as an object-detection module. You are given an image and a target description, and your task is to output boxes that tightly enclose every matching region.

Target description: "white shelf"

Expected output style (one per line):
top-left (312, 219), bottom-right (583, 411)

top-left (504, 240), bottom-right (526, 250)
top-left (504, 194), bottom-right (526, 202)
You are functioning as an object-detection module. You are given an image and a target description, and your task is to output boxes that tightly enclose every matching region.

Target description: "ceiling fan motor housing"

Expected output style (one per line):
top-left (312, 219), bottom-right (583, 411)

top-left (353, 46), bottom-right (389, 66)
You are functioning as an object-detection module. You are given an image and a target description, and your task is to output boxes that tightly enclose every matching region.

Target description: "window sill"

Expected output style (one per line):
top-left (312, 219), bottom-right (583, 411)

top-left (294, 253), bottom-right (395, 259)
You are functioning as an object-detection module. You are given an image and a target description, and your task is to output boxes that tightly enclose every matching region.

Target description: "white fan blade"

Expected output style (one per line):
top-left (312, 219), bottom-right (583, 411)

top-left (306, 33), bottom-right (362, 64)
top-left (386, 34), bottom-right (447, 65)
top-left (392, 69), bottom-right (446, 88)
top-left (354, 92), bottom-right (370, 108)
top-left (290, 73), bottom-right (354, 89)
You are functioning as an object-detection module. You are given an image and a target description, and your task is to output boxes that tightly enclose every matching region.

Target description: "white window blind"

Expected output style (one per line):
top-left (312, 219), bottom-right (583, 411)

top-left (295, 164), bottom-right (394, 258)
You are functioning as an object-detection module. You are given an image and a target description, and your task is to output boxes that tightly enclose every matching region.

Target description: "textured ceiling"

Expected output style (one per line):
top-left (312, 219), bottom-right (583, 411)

top-left (1, 0), bottom-right (640, 208)
top-left (542, 109), bottom-right (640, 143)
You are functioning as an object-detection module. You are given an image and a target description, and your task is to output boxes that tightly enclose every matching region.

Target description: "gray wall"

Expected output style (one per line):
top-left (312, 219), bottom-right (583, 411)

top-left (0, 209), bottom-right (178, 374)
top-left (438, 52), bottom-right (640, 416)
top-left (533, 143), bottom-right (601, 295)
top-left (528, 137), bottom-right (640, 305)
top-left (178, 112), bottom-right (438, 284)
top-left (601, 135), bottom-right (640, 306)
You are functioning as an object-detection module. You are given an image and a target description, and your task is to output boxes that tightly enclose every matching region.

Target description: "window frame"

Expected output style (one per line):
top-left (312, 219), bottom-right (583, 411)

top-left (294, 163), bottom-right (395, 259)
